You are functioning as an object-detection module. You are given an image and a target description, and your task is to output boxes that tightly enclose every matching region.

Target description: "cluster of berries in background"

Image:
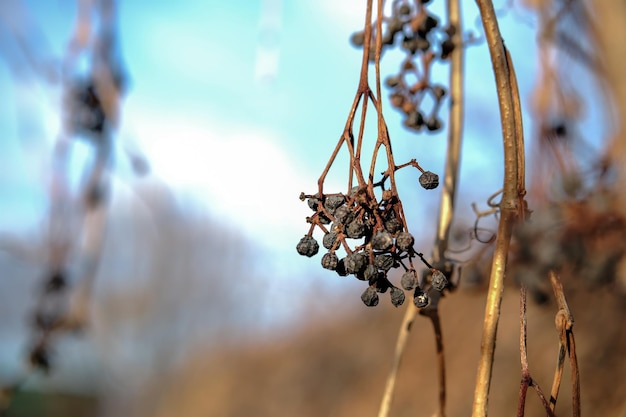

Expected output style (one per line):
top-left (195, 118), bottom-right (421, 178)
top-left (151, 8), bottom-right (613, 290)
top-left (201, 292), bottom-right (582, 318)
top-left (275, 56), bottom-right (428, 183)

top-left (298, 171), bottom-right (447, 308)
top-left (350, 0), bottom-right (454, 132)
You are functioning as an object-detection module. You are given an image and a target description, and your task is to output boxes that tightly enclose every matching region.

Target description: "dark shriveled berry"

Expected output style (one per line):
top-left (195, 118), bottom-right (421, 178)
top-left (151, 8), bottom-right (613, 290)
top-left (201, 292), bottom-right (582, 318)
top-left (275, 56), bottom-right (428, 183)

top-left (414, 288), bottom-right (429, 308)
top-left (419, 171), bottom-right (439, 190)
top-left (401, 271), bottom-right (417, 291)
top-left (396, 232), bottom-right (415, 252)
top-left (374, 254), bottom-right (395, 271)
top-left (29, 344), bottom-right (51, 373)
top-left (346, 219), bottom-right (366, 239)
top-left (336, 258), bottom-right (348, 276)
top-left (432, 85), bottom-right (447, 100)
top-left (398, 3), bottom-right (411, 15)
top-left (426, 117), bottom-right (443, 132)
top-left (318, 213), bottom-right (331, 225)
top-left (364, 264), bottom-right (378, 282)
top-left (431, 269), bottom-right (448, 291)
top-left (375, 275), bottom-right (391, 293)
top-left (325, 195), bottom-right (345, 211)
top-left (321, 253), bottom-right (339, 270)
top-left (372, 230), bottom-right (393, 251)
top-left (361, 286), bottom-right (379, 307)
top-left (323, 232), bottom-right (337, 250)
top-left (385, 75), bottom-right (401, 88)
top-left (350, 31), bottom-right (365, 47)
top-left (333, 205), bottom-right (353, 224)
top-left (307, 198), bottom-right (319, 211)
top-left (390, 287), bottom-right (405, 307)
top-left (384, 217), bottom-right (403, 235)
top-left (296, 236), bottom-right (319, 257)
top-left (345, 252), bottom-right (367, 275)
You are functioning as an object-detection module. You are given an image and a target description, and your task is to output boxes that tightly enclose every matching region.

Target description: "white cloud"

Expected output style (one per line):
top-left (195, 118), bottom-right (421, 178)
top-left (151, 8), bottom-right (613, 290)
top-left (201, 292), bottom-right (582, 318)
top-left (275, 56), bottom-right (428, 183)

top-left (123, 105), bottom-right (313, 252)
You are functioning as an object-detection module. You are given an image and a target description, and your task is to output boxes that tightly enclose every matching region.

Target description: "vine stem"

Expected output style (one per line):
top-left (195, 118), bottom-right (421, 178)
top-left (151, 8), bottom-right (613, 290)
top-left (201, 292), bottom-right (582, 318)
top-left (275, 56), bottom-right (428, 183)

top-left (471, 0), bottom-right (525, 415)
top-left (377, 0), bottom-right (464, 416)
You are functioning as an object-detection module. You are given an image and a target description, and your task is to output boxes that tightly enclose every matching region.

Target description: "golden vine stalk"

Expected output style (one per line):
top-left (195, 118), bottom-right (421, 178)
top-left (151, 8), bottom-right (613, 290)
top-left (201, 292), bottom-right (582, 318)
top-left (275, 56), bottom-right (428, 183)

top-left (471, 0), bottom-right (525, 415)
top-left (378, 0), bottom-right (464, 415)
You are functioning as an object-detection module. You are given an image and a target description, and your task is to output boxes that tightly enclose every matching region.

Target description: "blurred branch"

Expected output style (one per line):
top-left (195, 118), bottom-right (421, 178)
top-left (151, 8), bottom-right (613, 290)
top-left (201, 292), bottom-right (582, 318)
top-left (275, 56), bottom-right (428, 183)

top-left (378, 0), bottom-right (464, 416)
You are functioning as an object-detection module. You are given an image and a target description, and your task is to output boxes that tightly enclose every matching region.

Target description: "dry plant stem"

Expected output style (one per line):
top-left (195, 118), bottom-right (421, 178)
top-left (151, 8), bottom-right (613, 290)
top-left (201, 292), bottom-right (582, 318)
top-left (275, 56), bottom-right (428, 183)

top-left (517, 286), bottom-right (554, 417)
top-left (471, 0), bottom-right (523, 415)
top-left (422, 308), bottom-right (447, 416)
top-left (548, 271), bottom-right (580, 417)
top-left (378, 1), bottom-right (464, 416)
top-left (518, 286), bottom-right (529, 417)
top-left (317, 0), bottom-right (375, 195)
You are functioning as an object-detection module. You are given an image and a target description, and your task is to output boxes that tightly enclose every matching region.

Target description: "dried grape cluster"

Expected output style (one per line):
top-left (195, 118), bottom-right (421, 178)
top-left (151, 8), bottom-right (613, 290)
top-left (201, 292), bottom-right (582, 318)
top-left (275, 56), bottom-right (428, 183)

top-left (297, 0), bottom-right (448, 308)
top-left (298, 177), bottom-right (448, 308)
top-left (350, 0), bottom-right (455, 132)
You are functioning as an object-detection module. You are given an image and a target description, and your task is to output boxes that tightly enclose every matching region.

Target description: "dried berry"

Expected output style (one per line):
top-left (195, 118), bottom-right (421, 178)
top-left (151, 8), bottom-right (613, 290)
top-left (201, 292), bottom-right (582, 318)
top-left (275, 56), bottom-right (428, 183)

top-left (398, 3), bottom-right (411, 15)
top-left (364, 264), bottom-right (378, 282)
top-left (350, 31), bottom-right (365, 47)
top-left (431, 269), bottom-right (448, 291)
top-left (45, 270), bottom-right (66, 293)
top-left (441, 38), bottom-right (455, 59)
top-left (336, 258), bottom-right (348, 276)
top-left (401, 271), bottom-right (417, 290)
top-left (323, 232), bottom-right (337, 250)
top-left (325, 195), bottom-right (345, 212)
top-left (387, 18), bottom-right (404, 35)
top-left (372, 230), bottom-right (393, 251)
top-left (307, 197), bottom-right (320, 211)
top-left (374, 254), bottom-right (395, 271)
top-left (296, 236), bottom-right (319, 257)
top-left (432, 85), bottom-right (446, 100)
top-left (318, 213), bottom-right (332, 224)
top-left (29, 344), bottom-right (51, 373)
top-left (375, 275), bottom-right (391, 293)
top-left (385, 75), bottom-right (401, 88)
top-left (426, 117), bottom-right (442, 132)
top-left (321, 253), bottom-right (339, 270)
top-left (361, 286), bottom-right (379, 307)
top-left (333, 205), bottom-right (353, 224)
top-left (345, 252), bottom-right (367, 274)
top-left (346, 219), bottom-right (366, 239)
top-left (396, 231), bottom-right (415, 252)
top-left (384, 217), bottom-right (403, 235)
top-left (421, 14), bottom-right (439, 33)
top-left (414, 287), bottom-right (429, 308)
top-left (405, 110), bottom-right (425, 131)
top-left (419, 171), bottom-right (439, 190)
top-left (390, 287), bottom-right (406, 307)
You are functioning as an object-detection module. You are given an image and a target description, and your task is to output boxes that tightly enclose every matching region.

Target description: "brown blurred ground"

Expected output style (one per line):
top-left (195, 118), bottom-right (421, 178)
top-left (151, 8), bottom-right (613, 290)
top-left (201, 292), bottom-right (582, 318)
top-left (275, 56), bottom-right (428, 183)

top-left (132, 281), bottom-right (626, 417)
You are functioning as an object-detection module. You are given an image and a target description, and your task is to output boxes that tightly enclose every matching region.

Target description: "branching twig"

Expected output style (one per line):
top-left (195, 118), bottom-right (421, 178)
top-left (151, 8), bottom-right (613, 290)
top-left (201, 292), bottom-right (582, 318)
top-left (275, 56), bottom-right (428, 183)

top-left (517, 285), bottom-right (555, 417)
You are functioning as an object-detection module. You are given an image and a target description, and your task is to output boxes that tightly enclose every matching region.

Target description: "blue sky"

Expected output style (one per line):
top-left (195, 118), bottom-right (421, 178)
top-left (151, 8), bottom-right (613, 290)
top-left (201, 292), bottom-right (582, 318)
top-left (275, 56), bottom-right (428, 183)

top-left (0, 0), bottom-right (580, 333)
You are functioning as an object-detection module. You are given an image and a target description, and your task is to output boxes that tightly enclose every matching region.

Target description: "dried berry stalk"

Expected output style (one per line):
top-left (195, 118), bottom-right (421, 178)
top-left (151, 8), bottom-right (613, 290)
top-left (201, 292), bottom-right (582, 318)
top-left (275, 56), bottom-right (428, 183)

top-left (298, 0), bottom-right (443, 307)
top-left (471, 0), bottom-right (526, 415)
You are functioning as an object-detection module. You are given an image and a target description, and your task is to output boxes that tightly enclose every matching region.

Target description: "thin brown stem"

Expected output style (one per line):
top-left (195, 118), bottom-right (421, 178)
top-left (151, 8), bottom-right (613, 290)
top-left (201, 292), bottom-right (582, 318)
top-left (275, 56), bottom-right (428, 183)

top-left (518, 285), bottom-right (555, 417)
